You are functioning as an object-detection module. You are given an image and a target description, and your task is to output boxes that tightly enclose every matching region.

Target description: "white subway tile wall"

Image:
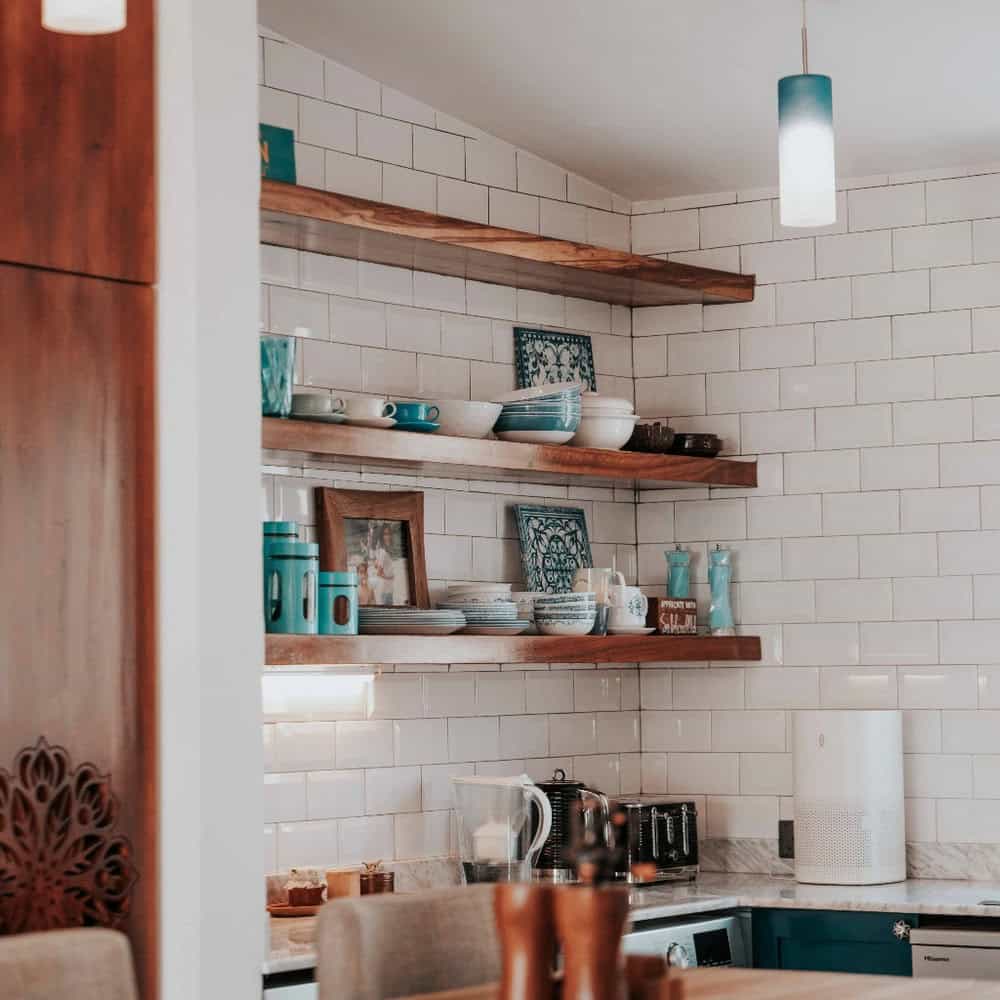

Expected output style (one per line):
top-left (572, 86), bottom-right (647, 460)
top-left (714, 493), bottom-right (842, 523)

top-left (633, 168), bottom-right (1000, 868)
top-left (263, 31), bottom-right (1000, 875)
top-left (260, 32), bottom-right (638, 873)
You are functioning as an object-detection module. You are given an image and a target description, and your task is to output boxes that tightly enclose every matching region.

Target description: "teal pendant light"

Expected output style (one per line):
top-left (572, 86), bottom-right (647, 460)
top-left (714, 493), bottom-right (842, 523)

top-left (778, 0), bottom-right (836, 227)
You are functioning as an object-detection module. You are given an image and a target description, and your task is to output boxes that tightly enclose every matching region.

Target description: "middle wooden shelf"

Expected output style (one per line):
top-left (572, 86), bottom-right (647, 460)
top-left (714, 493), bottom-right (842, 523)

top-left (265, 633), bottom-right (762, 666)
top-left (263, 418), bottom-right (757, 488)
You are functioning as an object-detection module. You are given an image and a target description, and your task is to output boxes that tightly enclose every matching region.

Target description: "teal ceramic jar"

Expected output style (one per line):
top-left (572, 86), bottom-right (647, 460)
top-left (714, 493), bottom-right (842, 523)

top-left (264, 541), bottom-right (319, 634)
top-left (318, 571), bottom-right (359, 636)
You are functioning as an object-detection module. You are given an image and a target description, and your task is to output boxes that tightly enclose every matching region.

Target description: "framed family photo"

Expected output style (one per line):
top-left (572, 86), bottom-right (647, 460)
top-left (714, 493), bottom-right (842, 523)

top-left (315, 488), bottom-right (430, 608)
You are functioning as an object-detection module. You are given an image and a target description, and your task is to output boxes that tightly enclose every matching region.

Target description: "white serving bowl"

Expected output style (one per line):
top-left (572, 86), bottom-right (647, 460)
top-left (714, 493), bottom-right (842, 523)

top-left (570, 414), bottom-right (639, 450)
top-left (537, 617), bottom-right (596, 636)
top-left (580, 393), bottom-right (635, 414)
top-left (433, 400), bottom-right (503, 438)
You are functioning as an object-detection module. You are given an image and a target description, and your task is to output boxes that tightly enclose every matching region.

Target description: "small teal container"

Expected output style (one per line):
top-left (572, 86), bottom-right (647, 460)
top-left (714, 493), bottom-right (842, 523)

top-left (263, 520), bottom-right (299, 555)
top-left (264, 541), bottom-right (319, 634)
top-left (318, 571), bottom-right (359, 636)
top-left (261, 334), bottom-right (296, 417)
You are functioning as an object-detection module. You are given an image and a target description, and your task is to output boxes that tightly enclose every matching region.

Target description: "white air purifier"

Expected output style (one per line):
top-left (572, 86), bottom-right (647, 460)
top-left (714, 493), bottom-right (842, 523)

top-left (793, 710), bottom-right (905, 885)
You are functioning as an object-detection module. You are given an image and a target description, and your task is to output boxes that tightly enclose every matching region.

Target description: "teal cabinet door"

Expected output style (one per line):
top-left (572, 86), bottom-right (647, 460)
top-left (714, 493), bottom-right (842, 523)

top-left (753, 909), bottom-right (918, 977)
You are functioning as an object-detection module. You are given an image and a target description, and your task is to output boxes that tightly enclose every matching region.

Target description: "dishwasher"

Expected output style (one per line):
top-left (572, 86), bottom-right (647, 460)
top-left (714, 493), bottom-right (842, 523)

top-left (911, 923), bottom-right (1000, 980)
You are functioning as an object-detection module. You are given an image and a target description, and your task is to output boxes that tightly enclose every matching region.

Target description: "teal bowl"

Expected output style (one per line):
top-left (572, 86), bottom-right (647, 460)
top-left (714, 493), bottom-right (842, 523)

top-left (494, 413), bottom-right (581, 433)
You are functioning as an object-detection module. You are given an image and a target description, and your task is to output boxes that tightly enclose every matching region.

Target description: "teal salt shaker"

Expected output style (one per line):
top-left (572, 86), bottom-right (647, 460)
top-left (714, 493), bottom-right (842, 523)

top-left (318, 571), bottom-right (359, 636)
top-left (264, 541), bottom-right (319, 634)
top-left (260, 334), bottom-right (296, 417)
top-left (708, 545), bottom-right (735, 636)
top-left (666, 545), bottom-right (691, 599)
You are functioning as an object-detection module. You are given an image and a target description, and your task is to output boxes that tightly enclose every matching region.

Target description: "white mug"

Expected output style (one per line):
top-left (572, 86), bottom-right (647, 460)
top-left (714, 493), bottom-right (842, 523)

top-left (345, 397), bottom-right (397, 420)
top-left (292, 392), bottom-right (345, 416)
top-left (608, 578), bottom-right (648, 626)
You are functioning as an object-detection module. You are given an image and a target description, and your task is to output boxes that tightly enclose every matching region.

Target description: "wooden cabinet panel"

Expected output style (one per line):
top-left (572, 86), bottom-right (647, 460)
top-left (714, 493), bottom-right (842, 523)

top-left (753, 909), bottom-right (917, 977)
top-left (0, 2), bottom-right (154, 282)
top-left (0, 264), bottom-right (156, 992)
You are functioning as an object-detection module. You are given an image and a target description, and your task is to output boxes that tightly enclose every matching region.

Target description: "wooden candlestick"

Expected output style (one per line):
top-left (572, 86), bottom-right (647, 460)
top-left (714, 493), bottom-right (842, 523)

top-left (494, 883), bottom-right (557, 1000)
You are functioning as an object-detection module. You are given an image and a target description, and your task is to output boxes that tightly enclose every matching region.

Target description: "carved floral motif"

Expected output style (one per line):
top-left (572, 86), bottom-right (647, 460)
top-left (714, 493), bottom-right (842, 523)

top-left (0, 737), bottom-right (137, 933)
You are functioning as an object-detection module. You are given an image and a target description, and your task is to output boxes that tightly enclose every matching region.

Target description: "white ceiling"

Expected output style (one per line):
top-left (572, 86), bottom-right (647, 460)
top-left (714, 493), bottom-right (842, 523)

top-left (259, 0), bottom-right (1000, 200)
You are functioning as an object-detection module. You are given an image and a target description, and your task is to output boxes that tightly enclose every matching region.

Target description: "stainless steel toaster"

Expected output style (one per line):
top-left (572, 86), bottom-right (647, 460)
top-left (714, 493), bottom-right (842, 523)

top-left (615, 800), bottom-right (699, 884)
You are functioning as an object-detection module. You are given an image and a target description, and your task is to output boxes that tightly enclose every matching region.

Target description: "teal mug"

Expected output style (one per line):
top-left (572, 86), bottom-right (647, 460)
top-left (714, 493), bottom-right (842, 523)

top-left (392, 401), bottom-right (440, 423)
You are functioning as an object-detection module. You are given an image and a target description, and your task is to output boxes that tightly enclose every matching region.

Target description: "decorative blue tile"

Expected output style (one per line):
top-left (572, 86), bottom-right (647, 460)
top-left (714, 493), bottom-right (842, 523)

top-left (514, 505), bottom-right (593, 594)
top-left (513, 327), bottom-right (597, 391)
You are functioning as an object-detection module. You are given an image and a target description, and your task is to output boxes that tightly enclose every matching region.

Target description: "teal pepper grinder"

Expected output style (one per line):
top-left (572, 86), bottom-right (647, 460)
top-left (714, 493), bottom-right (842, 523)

top-left (708, 545), bottom-right (735, 636)
top-left (666, 545), bottom-right (691, 599)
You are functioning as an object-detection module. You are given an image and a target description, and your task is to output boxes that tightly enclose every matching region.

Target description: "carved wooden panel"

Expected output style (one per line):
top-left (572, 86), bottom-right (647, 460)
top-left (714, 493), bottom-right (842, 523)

top-left (0, 738), bottom-right (138, 933)
top-left (0, 265), bottom-right (156, 995)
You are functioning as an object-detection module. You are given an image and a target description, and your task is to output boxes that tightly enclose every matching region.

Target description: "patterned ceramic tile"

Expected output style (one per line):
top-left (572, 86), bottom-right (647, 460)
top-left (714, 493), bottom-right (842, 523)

top-left (513, 327), bottom-right (597, 391)
top-left (514, 505), bottom-right (593, 593)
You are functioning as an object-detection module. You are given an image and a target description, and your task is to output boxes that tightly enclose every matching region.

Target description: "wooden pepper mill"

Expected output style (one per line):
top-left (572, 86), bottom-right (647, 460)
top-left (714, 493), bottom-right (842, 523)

top-left (494, 883), bottom-right (556, 1000)
top-left (554, 883), bottom-right (630, 1000)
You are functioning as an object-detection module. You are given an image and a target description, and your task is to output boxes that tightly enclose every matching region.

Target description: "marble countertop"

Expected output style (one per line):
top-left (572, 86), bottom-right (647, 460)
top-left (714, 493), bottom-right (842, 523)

top-left (264, 873), bottom-right (1000, 976)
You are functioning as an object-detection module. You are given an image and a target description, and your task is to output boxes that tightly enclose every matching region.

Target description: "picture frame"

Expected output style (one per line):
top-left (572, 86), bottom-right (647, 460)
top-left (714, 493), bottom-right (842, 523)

top-left (315, 488), bottom-right (430, 608)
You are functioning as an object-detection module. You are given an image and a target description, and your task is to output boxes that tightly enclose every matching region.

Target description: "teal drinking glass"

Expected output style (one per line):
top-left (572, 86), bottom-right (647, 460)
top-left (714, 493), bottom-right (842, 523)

top-left (261, 335), bottom-right (296, 417)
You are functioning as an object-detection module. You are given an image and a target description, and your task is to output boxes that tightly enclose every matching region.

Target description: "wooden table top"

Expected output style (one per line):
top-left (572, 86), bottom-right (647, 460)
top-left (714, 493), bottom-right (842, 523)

top-left (404, 967), bottom-right (1000, 1000)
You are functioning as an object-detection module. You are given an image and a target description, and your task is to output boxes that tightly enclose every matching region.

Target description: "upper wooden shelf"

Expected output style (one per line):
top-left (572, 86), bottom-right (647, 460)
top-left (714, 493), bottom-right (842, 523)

top-left (265, 633), bottom-right (761, 666)
top-left (260, 180), bottom-right (756, 307)
top-left (262, 419), bottom-right (757, 489)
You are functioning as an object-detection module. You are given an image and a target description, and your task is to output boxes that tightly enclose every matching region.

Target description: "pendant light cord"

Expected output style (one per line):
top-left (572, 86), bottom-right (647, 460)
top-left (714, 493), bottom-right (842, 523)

top-left (801, 0), bottom-right (809, 73)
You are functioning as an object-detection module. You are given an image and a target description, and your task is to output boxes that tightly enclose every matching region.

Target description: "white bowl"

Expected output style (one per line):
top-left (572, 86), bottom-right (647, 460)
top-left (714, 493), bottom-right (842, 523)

top-left (495, 429), bottom-right (576, 445)
top-left (433, 400), bottom-right (503, 438)
top-left (570, 414), bottom-right (639, 450)
top-left (580, 393), bottom-right (635, 414)
top-left (537, 618), bottom-right (597, 636)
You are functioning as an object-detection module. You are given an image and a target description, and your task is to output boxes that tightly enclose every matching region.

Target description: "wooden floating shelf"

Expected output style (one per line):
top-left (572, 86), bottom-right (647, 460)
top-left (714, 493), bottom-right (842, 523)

top-left (262, 419), bottom-right (757, 489)
top-left (261, 180), bottom-right (756, 307)
top-left (265, 633), bottom-right (762, 666)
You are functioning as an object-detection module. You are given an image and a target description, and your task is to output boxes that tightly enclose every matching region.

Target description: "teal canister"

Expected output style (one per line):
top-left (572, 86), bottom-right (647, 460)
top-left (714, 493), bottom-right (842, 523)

top-left (318, 571), bottom-right (359, 636)
top-left (263, 520), bottom-right (299, 556)
top-left (264, 541), bottom-right (319, 634)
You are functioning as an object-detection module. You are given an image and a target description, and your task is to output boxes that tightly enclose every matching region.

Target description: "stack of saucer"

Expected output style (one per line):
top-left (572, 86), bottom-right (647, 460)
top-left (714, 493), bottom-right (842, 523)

top-left (437, 596), bottom-right (530, 635)
top-left (533, 592), bottom-right (597, 636)
top-left (358, 607), bottom-right (466, 636)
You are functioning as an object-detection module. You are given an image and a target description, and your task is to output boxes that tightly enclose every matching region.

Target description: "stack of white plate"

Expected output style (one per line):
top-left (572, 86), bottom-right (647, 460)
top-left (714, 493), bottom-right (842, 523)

top-left (358, 607), bottom-right (466, 636)
top-left (533, 592), bottom-right (598, 636)
top-left (437, 598), bottom-right (531, 635)
top-left (510, 591), bottom-right (547, 633)
top-left (571, 393), bottom-right (639, 450)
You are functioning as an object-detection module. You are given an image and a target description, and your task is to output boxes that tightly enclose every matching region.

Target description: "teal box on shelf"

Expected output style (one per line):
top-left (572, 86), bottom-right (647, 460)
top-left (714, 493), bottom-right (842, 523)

top-left (260, 124), bottom-right (297, 183)
top-left (318, 571), bottom-right (359, 636)
top-left (264, 541), bottom-right (319, 634)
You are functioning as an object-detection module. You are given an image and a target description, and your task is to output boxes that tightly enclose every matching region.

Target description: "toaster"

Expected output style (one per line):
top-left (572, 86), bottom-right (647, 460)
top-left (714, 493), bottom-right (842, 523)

top-left (615, 800), bottom-right (699, 884)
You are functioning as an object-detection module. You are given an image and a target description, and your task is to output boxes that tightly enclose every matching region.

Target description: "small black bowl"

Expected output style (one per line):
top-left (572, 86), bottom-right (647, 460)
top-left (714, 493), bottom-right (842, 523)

top-left (668, 433), bottom-right (722, 458)
top-left (624, 421), bottom-right (676, 453)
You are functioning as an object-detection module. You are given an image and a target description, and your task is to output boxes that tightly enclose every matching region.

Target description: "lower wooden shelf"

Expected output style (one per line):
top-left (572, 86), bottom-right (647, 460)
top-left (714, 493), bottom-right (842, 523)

top-left (265, 633), bottom-right (761, 666)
